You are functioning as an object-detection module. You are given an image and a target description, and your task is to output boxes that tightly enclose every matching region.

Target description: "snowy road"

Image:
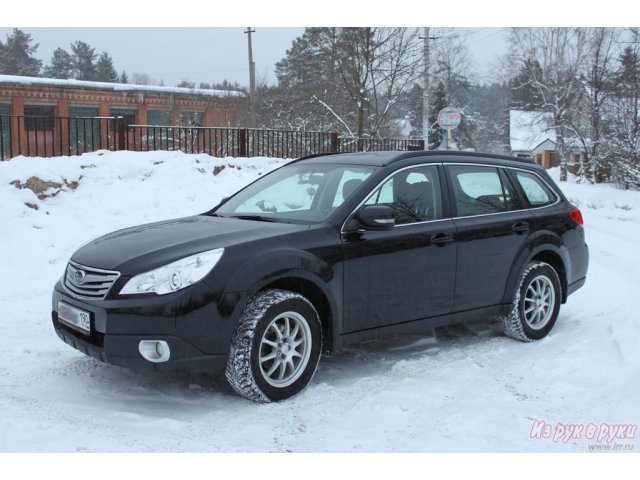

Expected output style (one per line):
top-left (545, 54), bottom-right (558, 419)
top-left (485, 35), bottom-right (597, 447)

top-left (1, 152), bottom-right (638, 452)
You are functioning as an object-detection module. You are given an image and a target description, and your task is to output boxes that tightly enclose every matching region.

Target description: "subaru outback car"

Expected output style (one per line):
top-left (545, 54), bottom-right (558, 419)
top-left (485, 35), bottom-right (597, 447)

top-left (52, 151), bottom-right (589, 402)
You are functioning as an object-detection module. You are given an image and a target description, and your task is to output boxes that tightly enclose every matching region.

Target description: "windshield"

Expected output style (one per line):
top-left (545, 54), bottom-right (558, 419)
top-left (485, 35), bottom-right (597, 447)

top-left (214, 163), bottom-right (377, 223)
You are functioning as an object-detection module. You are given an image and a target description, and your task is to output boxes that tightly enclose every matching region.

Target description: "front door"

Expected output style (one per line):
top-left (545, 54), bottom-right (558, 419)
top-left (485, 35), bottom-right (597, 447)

top-left (342, 164), bottom-right (457, 334)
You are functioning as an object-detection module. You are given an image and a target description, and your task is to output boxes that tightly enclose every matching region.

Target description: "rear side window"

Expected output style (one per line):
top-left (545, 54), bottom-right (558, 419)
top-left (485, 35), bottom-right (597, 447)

top-left (447, 165), bottom-right (522, 217)
top-left (514, 171), bottom-right (557, 207)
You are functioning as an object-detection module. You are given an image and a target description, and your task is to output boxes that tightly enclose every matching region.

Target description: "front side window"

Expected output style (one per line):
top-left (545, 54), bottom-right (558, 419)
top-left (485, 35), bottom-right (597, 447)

top-left (215, 164), bottom-right (376, 223)
top-left (447, 165), bottom-right (522, 217)
top-left (364, 165), bottom-right (443, 224)
top-left (514, 170), bottom-right (557, 207)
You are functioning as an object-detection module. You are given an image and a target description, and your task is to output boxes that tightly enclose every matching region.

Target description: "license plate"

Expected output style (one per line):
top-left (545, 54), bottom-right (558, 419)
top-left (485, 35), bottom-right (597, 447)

top-left (57, 301), bottom-right (91, 335)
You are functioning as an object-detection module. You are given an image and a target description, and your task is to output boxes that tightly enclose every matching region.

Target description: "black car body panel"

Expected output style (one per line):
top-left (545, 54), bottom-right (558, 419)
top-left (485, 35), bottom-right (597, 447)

top-left (52, 151), bottom-right (589, 374)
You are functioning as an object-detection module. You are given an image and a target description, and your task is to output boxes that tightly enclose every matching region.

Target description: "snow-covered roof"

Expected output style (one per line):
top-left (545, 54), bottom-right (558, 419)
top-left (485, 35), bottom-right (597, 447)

top-left (0, 74), bottom-right (244, 98)
top-left (509, 110), bottom-right (557, 153)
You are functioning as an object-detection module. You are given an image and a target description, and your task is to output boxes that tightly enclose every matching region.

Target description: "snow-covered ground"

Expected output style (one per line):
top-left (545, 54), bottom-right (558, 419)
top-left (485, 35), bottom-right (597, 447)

top-left (0, 151), bottom-right (638, 452)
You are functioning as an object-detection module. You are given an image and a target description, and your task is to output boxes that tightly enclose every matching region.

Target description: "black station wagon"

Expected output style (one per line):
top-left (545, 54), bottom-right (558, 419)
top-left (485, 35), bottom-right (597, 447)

top-left (52, 151), bottom-right (589, 402)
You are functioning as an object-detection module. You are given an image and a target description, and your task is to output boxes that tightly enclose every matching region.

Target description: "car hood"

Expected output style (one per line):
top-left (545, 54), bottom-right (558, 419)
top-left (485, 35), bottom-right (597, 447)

top-left (71, 215), bottom-right (309, 274)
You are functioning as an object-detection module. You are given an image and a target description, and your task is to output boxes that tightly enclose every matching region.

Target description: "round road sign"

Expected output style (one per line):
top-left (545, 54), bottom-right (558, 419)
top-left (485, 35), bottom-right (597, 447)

top-left (437, 107), bottom-right (462, 129)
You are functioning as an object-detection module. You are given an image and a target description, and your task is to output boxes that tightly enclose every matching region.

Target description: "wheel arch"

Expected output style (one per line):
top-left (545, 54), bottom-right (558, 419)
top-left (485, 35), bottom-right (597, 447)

top-left (530, 250), bottom-right (568, 304)
top-left (505, 243), bottom-right (569, 305)
top-left (258, 275), bottom-right (335, 354)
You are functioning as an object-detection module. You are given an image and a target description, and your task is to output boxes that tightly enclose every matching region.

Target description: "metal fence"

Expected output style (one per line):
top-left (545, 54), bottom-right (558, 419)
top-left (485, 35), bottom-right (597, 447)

top-left (0, 115), bottom-right (126, 160)
top-left (0, 114), bottom-right (425, 161)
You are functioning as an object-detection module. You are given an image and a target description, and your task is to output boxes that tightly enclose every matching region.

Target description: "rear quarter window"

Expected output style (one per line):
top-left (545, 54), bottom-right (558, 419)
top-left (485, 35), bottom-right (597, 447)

top-left (514, 170), bottom-right (557, 207)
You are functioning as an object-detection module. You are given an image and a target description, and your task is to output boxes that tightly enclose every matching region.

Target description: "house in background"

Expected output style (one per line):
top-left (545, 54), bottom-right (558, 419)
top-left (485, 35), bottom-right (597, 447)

top-left (390, 115), bottom-right (413, 139)
top-left (509, 109), bottom-right (560, 168)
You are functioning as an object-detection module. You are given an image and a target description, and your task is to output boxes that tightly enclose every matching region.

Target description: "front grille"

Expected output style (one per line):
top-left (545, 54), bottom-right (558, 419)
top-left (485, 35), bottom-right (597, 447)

top-left (64, 261), bottom-right (120, 300)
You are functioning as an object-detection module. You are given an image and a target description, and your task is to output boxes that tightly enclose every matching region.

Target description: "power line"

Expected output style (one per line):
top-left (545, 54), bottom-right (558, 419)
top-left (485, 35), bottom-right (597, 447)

top-left (474, 28), bottom-right (506, 43)
top-left (111, 34), bottom-right (238, 56)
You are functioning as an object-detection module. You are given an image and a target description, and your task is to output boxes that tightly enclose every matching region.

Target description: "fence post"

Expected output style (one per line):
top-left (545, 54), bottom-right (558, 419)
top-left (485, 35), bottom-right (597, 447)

top-left (115, 116), bottom-right (126, 151)
top-left (239, 128), bottom-right (247, 157)
top-left (330, 132), bottom-right (339, 153)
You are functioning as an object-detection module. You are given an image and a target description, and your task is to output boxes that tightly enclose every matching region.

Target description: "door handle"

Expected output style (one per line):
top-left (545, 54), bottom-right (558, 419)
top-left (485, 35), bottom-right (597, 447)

top-left (430, 233), bottom-right (454, 245)
top-left (512, 221), bottom-right (530, 233)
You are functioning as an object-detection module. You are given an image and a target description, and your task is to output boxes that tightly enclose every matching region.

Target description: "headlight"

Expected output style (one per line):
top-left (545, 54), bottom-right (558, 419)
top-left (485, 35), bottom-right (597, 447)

top-left (119, 248), bottom-right (224, 295)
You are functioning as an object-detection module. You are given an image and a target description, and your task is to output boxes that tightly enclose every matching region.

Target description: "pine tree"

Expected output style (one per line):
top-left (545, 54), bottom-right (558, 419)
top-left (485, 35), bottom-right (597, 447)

top-left (43, 48), bottom-right (73, 79)
top-left (429, 81), bottom-right (448, 148)
top-left (0, 28), bottom-right (42, 76)
top-left (508, 59), bottom-right (545, 110)
top-left (95, 52), bottom-right (118, 82)
top-left (618, 46), bottom-right (640, 95)
top-left (177, 79), bottom-right (195, 88)
top-left (70, 41), bottom-right (97, 80)
top-left (119, 70), bottom-right (129, 84)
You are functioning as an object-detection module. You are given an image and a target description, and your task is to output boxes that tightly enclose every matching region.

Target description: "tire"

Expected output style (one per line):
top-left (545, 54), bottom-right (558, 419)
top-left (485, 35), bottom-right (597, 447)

top-left (500, 261), bottom-right (562, 342)
top-left (225, 289), bottom-right (322, 403)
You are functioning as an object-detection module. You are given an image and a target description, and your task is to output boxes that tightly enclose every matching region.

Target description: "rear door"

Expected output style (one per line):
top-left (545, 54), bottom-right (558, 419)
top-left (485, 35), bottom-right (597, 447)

top-left (445, 163), bottom-right (530, 311)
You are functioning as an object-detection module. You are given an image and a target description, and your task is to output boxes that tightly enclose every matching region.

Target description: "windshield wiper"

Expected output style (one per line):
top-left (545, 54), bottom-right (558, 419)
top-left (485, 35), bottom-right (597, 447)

top-left (228, 215), bottom-right (281, 223)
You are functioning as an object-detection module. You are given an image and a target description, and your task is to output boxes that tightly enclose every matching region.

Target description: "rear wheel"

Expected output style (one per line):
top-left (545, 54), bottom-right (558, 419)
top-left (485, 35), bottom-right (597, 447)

top-left (500, 261), bottom-right (562, 341)
top-left (225, 289), bottom-right (322, 403)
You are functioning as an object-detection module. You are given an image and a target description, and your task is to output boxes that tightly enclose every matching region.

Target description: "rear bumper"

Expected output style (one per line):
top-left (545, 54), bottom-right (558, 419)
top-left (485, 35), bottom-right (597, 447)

top-left (567, 276), bottom-right (586, 296)
top-left (566, 242), bottom-right (589, 299)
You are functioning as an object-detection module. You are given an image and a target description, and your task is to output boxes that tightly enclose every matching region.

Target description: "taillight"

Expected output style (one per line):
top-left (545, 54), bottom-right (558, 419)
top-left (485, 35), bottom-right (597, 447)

top-left (569, 207), bottom-right (583, 226)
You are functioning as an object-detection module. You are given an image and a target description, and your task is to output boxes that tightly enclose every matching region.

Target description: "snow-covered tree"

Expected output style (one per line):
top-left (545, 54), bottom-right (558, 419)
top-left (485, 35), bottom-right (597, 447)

top-left (509, 59), bottom-right (545, 110)
top-left (506, 28), bottom-right (590, 178)
top-left (271, 27), bottom-right (421, 139)
top-left (0, 28), bottom-right (42, 76)
top-left (43, 47), bottom-right (73, 79)
top-left (576, 28), bottom-right (620, 183)
top-left (602, 34), bottom-right (640, 189)
top-left (95, 52), bottom-right (118, 82)
top-left (70, 41), bottom-right (97, 80)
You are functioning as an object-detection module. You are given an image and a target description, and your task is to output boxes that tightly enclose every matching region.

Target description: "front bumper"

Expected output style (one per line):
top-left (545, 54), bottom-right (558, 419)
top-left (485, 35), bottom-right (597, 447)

top-left (51, 280), bottom-right (234, 373)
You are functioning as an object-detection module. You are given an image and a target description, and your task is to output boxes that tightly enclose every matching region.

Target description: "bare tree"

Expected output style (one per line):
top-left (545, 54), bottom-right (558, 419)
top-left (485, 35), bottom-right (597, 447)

top-left (575, 28), bottom-right (620, 182)
top-left (272, 27), bottom-right (421, 140)
top-left (507, 28), bottom-right (590, 178)
top-left (602, 29), bottom-right (640, 189)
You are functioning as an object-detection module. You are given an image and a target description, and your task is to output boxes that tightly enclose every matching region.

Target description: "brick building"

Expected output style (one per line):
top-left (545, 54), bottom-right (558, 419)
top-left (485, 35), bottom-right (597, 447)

top-left (0, 74), bottom-right (243, 126)
top-left (0, 74), bottom-right (244, 158)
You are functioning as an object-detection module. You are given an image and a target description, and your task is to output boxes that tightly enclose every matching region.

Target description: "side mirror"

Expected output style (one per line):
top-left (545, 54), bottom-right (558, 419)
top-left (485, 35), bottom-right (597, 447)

top-left (357, 205), bottom-right (395, 230)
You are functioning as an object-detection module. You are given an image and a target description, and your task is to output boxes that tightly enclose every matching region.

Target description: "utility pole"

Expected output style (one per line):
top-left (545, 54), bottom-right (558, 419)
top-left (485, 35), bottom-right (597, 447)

top-left (422, 27), bottom-right (430, 150)
top-left (244, 27), bottom-right (256, 127)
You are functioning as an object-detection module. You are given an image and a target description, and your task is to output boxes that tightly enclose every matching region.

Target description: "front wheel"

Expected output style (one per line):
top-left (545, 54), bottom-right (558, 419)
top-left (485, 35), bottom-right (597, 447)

top-left (500, 261), bottom-right (562, 341)
top-left (225, 289), bottom-right (322, 403)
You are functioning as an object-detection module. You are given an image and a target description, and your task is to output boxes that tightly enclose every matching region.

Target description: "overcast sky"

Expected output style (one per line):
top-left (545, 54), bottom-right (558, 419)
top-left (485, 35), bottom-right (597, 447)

top-left (0, 27), bottom-right (509, 87)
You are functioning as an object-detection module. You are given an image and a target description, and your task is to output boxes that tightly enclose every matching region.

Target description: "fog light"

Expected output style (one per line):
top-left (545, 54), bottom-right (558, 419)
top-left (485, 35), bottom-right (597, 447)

top-left (138, 340), bottom-right (170, 363)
